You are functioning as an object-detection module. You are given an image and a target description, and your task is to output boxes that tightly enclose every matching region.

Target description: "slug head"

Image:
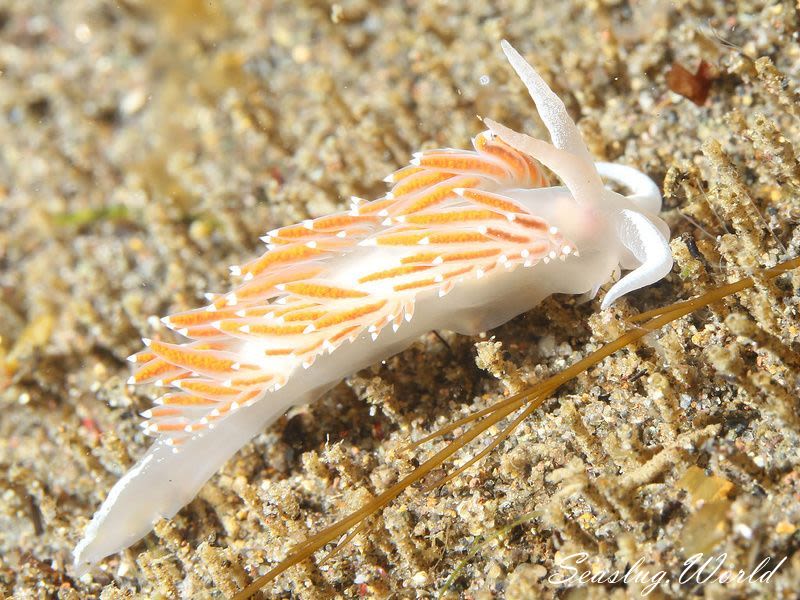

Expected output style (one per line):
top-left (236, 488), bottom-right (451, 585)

top-left (487, 41), bottom-right (673, 308)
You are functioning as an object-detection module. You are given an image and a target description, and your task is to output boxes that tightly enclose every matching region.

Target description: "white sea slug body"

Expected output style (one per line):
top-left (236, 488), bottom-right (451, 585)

top-left (73, 40), bottom-right (672, 573)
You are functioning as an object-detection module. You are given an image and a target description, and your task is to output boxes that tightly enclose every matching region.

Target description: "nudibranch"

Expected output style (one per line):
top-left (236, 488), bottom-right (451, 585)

top-left (73, 40), bottom-right (672, 574)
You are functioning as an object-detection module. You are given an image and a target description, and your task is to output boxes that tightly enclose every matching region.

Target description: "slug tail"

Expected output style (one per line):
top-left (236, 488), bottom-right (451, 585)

top-left (73, 386), bottom-right (296, 574)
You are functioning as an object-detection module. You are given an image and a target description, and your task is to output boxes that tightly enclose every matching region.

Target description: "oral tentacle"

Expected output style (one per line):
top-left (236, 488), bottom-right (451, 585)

top-left (594, 161), bottom-right (663, 215)
top-left (602, 209), bottom-right (674, 309)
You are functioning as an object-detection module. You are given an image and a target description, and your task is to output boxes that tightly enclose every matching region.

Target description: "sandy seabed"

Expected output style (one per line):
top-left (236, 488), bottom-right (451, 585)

top-left (2, 1), bottom-right (800, 598)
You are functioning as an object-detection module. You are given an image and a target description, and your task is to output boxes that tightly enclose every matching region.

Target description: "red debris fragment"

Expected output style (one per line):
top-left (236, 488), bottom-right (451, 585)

top-left (666, 60), bottom-right (716, 105)
top-left (81, 416), bottom-right (102, 438)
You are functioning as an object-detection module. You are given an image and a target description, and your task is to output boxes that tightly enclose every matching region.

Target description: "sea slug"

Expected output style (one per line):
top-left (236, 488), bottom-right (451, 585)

top-left (73, 40), bottom-right (672, 574)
